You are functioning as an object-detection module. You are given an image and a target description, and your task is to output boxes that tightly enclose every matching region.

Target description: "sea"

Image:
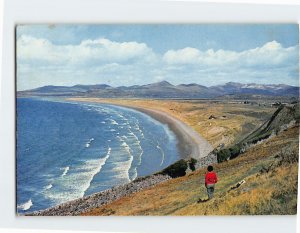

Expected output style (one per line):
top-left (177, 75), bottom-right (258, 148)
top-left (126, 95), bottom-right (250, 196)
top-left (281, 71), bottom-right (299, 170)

top-left (16, 98), bottom-right (179, 214)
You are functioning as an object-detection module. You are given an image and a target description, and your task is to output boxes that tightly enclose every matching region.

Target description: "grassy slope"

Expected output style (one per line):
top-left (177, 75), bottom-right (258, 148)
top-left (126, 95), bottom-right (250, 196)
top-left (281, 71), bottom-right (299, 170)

top-left (82, 126), bottom-right (298, 216)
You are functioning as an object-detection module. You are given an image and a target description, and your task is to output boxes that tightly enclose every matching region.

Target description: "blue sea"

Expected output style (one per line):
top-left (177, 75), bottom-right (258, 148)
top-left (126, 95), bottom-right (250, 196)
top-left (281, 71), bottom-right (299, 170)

top-left (16, 98), bottom-right (179, 213)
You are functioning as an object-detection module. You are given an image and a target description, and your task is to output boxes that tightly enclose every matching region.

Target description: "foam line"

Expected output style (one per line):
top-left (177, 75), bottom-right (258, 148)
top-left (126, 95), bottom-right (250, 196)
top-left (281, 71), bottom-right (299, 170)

top-left (85, 138), bottom-right (95, 148)
top-left (128, 129), bottom-right (143, 166)
top-left (120, 141), bottom-right (134, 181)
top-left (156, 143), bottom-right (165, 166)
top-left (45, 184), bottom-right (53, 190)
top-left (110, 119), bottom-right (118, 125)
top-left (61, 166), bottom-right (69, 177)
top-left (17, 199), bottom-right (33, 211)
top-left (82, 146), bottom-right (112, 195)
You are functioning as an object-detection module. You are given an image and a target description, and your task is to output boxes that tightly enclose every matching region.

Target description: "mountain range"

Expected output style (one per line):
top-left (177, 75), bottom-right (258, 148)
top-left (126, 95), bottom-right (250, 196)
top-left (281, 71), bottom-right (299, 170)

top-left (17, 81), bottom-right (299, 98)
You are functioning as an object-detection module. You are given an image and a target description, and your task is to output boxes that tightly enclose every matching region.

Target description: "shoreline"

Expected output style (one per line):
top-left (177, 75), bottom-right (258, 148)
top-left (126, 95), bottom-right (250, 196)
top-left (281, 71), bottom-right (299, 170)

top-left (68, 98), bottom-right (214, 160)
top-left (125, 106), bottom-right (214, 160)
top-left (20, 97), bottom-right (214, 215)
top-left (27, 174), bottom-right (171, 216)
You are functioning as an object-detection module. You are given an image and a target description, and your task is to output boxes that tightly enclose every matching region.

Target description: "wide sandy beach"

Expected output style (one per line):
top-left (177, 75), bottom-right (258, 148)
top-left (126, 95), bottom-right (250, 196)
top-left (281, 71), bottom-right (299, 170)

top-left (68, 98), bottom-right (214, 160)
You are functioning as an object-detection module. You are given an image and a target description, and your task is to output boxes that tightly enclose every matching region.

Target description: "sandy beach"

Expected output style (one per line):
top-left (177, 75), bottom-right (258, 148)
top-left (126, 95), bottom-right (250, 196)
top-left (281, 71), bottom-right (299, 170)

top-left (127, 106), bottom-right (214, 160)
top-left (68, 98), bottom-right (214, 160)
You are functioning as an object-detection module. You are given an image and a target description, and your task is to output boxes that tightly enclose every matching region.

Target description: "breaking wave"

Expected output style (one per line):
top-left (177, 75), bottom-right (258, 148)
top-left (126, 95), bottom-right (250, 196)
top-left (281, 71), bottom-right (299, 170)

top-left (85, 138), bottom-right (94, 148)
top-left (45, 184), bottom-right (53, 190)
top-left (82, 147), bottom-right (112, 195)
top-left (17, 199), bottom-right (33, 211)
top-left (61, 166), bottom-right (69, 177)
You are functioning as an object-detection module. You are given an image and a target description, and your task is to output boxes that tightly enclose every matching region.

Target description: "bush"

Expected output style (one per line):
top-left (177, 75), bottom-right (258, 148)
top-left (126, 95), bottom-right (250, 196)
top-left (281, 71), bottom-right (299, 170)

top-left (188, 158), bottom-right (198, 171)
top-left (159, 159), bottom-right (188, 178)
top-left (217, 149), bottom-right (231, 163)
top-left (229, 145), bottom-right (241, 159)
top-left (217, 145), bottom-right (242, 162)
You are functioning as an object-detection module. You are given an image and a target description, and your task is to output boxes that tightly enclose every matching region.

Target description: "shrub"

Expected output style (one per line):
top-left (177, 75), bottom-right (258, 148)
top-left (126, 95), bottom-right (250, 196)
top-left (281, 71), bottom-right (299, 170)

top-left (188, 158), bottom-right (198, 171)
top-left (159, 159), bottom-right (188, 178)
top-left (217, 145), bottom-right (242, 162)
top-left (229, 145), bottom-right (241, 159)
top-left (217, 149), bottom-right (231, 163)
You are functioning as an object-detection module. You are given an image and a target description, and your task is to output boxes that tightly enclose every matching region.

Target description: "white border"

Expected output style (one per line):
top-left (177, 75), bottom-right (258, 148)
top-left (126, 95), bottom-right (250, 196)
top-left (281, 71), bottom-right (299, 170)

top-left (168, 0), bottom-right (300, 5)
top-left (1, 1), bottom-right (299, 233)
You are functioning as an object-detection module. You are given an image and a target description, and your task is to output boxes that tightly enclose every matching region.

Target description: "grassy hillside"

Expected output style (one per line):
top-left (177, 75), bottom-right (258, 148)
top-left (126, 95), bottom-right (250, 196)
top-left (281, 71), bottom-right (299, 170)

top-left (82, 125), bottom-right (298, 216)
top-left (217, 104), bottom-right (300, 162)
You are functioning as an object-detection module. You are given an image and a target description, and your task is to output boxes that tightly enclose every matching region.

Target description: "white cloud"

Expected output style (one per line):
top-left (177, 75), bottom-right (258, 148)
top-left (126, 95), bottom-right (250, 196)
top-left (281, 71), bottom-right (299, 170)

top-left (163, 47), bottom-right (200, 64)
top-left (16, 36), bottom-right (299, 90)
top-left (163, 40), bottom-right (298, 68)
top-left (239, 41), bottom-right (298, 68)
top-left (17, 35), bottom-right (155, 65)
top-left (17, 35), bottom-right (68, 64)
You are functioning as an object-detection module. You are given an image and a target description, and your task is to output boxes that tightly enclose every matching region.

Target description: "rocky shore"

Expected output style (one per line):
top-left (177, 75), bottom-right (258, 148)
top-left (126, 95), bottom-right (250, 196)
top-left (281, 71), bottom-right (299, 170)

top-left (26, 174), bottom-right (171, 216)
top-left (26, 152), bottom-right (217, 216)
top-left (195, 152), bottom-right (218, 169)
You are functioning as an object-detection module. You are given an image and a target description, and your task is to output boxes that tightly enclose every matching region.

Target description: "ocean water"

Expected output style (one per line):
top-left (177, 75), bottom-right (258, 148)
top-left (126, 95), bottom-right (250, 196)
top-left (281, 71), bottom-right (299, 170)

top-left (16, 98), bottom-right (179, 214)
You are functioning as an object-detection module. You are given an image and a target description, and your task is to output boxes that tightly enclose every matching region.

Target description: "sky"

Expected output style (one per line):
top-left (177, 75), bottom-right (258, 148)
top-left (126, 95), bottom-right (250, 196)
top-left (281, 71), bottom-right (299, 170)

top-left (16, 24), bottom-right (299, 91)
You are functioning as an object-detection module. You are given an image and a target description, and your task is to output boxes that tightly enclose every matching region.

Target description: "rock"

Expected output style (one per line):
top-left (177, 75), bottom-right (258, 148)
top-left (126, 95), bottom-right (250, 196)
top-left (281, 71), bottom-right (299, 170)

top-left (195, 152), bottom-right (218, 170)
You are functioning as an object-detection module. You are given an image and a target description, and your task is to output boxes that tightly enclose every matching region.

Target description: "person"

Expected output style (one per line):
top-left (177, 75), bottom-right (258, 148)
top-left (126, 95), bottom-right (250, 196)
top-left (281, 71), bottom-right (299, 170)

top-left (205, 165), bottom-right (218, 200)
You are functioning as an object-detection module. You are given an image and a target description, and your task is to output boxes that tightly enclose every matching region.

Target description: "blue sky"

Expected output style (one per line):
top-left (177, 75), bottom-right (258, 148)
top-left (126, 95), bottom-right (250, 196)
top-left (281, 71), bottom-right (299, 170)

top-left (16, 24), bottom-right (299, 91)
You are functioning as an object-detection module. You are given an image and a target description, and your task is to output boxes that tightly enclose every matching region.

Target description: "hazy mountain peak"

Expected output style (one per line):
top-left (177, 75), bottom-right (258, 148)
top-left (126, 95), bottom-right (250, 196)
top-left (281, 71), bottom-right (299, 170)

top-left (178, 83), bottom-right (198, 87)
top-left (225, 82), bottom-right (243, 86)
top-left (144, 80), bottom-right (174, 87)
top-left (18, 81), bottom-right (299, 98)
top-left (155, 80), bottom-right (173, 86)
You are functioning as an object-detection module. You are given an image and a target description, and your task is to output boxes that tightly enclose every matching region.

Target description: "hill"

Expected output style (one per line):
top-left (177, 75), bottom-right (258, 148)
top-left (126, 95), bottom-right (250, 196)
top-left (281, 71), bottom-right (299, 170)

top-left (217, 104), bottom-right (300, 162)
top-left (82, 124), bottom-right (298, 216)
top-left (17, 81), bottom-right (299, 98)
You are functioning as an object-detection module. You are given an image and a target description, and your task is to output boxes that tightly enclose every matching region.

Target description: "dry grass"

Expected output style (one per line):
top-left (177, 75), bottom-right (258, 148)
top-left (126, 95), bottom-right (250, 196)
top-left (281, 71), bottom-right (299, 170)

top-left (82, 126), bottom-right (299, 216)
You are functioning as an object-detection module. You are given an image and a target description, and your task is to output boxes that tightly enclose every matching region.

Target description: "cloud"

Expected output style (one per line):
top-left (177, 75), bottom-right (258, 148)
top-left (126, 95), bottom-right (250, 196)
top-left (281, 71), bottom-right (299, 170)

top-left (161, 40), bottom-right (298, 86)
top-left (17, 35), bottom-right (156, 65)
top-left (17, 36), bottom-right (299, 90)
top-left (163, 47), bottom-right (201, 65)
top-left (163, 40), bottom-right (298, 69)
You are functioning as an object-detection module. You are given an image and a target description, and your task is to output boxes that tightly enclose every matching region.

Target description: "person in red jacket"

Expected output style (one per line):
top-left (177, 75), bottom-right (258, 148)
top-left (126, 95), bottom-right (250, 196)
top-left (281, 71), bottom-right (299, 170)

top-left (205, 165), bottom-right (218, 200)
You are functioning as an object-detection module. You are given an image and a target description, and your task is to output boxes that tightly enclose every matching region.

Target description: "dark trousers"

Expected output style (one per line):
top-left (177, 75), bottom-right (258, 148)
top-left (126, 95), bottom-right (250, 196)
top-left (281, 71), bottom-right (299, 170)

top-left (206, 184), bottom-right (215, 199)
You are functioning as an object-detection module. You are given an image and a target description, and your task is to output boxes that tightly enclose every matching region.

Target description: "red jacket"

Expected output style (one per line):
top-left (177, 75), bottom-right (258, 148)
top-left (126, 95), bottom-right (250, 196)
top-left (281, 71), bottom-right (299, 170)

top-left (205, 171), bottom-right (218, 186)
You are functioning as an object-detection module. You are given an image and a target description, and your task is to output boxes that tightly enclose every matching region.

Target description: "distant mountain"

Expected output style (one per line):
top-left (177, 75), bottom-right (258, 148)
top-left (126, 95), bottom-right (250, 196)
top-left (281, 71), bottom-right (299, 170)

top-left (17, 81), bottom-right (299, 98)
top-left (211, 82), bottom-right (299, 96)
